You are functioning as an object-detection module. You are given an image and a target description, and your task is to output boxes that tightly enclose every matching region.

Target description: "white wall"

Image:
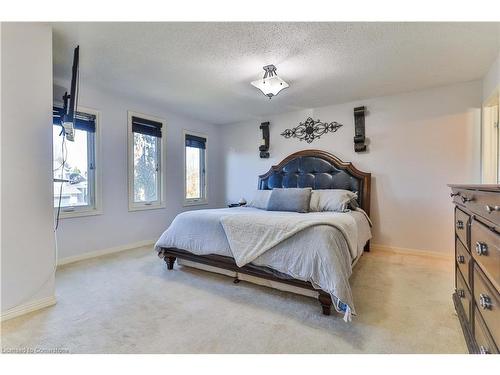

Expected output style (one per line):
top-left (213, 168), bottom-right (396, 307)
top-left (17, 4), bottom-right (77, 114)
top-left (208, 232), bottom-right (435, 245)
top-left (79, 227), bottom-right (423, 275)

top-left (1, 23), bottom-right (56, 313)
top-left (482, 51), bottom-right (500, 101)
top-left (52, 80), bottom-right (225, 260)
top-left (221, 81), bottom-right (482, 254)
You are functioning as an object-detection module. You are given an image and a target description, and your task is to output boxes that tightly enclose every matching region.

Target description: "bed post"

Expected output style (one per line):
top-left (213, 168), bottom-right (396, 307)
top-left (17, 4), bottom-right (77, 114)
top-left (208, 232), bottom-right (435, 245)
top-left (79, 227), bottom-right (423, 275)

top-left (364, 240), bottom-right (370, 252)
top-left (318, 292), bottom-right (332, 316)
top-left (165, 256), bottom-right (176, 270)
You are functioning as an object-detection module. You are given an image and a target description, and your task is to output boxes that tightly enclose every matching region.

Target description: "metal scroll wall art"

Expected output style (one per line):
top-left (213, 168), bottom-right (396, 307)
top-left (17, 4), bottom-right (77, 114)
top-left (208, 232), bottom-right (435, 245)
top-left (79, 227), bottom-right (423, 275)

top-left (281, 117), bottom-right (343, 143)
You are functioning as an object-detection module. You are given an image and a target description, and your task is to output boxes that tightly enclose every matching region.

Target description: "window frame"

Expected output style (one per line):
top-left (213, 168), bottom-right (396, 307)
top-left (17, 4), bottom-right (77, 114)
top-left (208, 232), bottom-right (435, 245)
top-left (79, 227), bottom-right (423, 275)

top-left (183, 129), bottom-right (208, 206)
top-left (480, 88), bottom-right (500, 184)
top-left (53, 105), bottom-right (102, 219)
top-left (127, 111), bottom-right (166, 211)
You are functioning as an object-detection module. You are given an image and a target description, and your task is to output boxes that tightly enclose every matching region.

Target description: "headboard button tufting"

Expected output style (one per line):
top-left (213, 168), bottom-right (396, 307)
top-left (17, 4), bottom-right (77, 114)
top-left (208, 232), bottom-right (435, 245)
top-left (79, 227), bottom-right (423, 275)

top-left (258, 150), bottom-right (371, 216)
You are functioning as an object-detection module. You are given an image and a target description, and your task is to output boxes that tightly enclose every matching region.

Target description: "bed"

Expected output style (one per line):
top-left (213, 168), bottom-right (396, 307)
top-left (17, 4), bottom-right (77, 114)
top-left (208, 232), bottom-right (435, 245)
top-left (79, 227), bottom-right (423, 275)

top-left (155, 149), bottom-right (371, 320)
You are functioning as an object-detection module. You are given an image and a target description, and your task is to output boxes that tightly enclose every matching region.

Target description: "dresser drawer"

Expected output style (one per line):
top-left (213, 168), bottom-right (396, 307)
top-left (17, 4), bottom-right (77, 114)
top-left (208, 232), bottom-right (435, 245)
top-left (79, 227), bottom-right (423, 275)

top-left (471, 218), bottom-right (500, 289)
top-left (456, 267), bottom-right (472, 324)
top-left (455, 207), bottom-right (470, 249)
top-left (474, 307), bottom-right (499, 354)
top-left (459, 190), bottom-right (500, 224)
top-left (473, 264), bottom-right (500, 346)
top-left (456, 238), bottom-right (472, 287)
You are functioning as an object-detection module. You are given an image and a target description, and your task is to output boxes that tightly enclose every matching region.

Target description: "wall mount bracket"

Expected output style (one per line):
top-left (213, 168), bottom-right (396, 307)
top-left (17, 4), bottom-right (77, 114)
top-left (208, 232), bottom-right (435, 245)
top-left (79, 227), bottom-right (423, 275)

top-left (259, 121), bottom-right (270, 158)
top-left (354, 106), bottom-right (367, 152)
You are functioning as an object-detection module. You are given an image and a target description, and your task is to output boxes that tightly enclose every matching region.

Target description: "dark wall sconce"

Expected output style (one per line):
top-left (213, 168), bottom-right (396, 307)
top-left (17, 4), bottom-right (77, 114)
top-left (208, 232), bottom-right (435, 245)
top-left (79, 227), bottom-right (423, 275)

top-left (259, 121), bottom-right (270, 158)
top-left (353, 106), bottom-right (367, 152)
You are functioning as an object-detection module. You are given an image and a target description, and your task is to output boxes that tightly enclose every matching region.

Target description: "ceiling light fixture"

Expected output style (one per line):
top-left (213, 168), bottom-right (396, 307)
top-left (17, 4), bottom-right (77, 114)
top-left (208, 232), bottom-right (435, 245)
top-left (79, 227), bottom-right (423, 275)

top-left (251, 64), bottom-right (289, 99)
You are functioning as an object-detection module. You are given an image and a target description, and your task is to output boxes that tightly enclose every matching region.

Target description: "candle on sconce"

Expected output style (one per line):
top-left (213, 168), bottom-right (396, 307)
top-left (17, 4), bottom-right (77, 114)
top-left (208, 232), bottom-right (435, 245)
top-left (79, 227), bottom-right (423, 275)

top-left (259, 121), bottom-right (270, 159)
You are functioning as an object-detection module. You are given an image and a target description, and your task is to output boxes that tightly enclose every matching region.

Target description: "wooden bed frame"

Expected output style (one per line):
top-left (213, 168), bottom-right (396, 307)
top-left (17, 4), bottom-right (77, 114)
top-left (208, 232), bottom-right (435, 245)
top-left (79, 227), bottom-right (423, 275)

top-left (158, 149), bottom-right (371, 316)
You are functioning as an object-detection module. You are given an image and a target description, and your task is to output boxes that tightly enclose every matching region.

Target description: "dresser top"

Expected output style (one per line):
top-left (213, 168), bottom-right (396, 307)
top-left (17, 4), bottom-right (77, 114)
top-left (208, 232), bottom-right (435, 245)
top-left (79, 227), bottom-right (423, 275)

top-left (448, 184), bottom-right (500, 192)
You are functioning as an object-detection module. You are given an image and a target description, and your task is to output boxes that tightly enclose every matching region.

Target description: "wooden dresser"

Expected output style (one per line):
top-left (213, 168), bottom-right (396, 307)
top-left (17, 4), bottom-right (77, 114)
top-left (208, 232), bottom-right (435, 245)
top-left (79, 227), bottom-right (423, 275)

top-left (449, 184), bottom-right (500, 354)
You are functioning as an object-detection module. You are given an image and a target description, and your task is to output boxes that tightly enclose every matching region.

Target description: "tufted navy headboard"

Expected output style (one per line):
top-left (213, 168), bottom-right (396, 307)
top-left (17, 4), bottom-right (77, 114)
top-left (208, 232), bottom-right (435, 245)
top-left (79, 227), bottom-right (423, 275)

top-left (258, 149), bottom-right (371, 216)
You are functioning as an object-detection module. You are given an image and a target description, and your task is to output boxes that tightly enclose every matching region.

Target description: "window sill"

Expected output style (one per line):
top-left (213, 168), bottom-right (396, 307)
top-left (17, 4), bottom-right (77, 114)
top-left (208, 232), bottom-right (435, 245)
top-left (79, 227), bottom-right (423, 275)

top-left (56, 208), bottom-right (103, 219)
top-left (183, 200), bottom-right (208, 207)
top-left (128, 203), bottom-right (166, 212)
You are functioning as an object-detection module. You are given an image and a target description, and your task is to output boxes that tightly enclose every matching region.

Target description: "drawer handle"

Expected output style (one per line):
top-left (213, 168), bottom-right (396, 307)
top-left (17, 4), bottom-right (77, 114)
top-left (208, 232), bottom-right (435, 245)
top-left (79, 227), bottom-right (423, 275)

top-left (450, 192), bottom-right (461, 197)
top-left (456, 220), bottom-right (464, 230)
top-left (461, 196), bottom-right (474, 204)
top-left (479, 345), bottom-right (490, 354)
top-left (479, 294), bottom-right (492, 310)
top-left (456, 255), bottom-right (465, 264)
top-left (475, 242), bottom-right (488, 256)
top-left (456, 289), bottom-right (465, 298)
top-left (485, 205), bottom-right (500, 213)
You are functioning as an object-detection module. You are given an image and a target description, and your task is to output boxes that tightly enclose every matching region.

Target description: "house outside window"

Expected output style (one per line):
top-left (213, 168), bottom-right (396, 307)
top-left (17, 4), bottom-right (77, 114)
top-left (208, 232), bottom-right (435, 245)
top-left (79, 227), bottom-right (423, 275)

top-left (53, 106), bottom-right (101, 218)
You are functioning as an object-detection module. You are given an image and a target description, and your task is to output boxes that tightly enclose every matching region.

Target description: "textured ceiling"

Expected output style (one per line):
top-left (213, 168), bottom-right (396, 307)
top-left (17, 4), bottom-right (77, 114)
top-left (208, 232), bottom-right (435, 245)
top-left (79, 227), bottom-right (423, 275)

top-left (52, 22), bottom-right (500, 125)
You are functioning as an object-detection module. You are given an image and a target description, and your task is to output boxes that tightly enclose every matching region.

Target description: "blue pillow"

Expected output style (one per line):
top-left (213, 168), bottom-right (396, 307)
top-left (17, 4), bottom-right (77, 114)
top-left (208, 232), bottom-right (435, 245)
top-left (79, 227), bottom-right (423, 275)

top-left (267, 188), bottom-right (312, 213)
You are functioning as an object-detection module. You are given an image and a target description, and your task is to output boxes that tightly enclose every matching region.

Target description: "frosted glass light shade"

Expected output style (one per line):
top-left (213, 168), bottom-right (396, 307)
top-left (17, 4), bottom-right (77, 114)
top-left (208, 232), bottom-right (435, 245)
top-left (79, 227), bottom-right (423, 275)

top-left (251, 72), bottom-right (289, 98)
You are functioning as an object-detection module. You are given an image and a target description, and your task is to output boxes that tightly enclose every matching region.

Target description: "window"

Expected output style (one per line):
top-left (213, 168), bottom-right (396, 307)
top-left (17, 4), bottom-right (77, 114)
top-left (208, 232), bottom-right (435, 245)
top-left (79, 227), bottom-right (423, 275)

top-left (53, 106), bottom-right (101, 218)
top-left (128, 112), bottom-right (165, 211)
top-left (481, 90), bottom-right (500, 183)
top-left (184, 131), bottom-right (207, 205)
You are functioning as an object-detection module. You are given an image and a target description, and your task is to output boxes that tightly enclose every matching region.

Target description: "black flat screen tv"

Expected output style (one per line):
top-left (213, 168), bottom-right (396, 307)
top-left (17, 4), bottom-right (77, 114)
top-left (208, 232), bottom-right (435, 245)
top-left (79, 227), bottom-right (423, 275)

top-left (61, 45), bottom-right (79, 141)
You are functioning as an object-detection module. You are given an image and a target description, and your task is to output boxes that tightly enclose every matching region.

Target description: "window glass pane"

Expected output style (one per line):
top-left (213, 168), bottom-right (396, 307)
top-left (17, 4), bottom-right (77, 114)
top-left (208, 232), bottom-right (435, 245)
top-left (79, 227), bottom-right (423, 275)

top-left (186, 146), bottom-right (201, 199)
top-left (133, 133), bottom-right (158, 202)
top-left (53, 127), bottom-right (90, 208)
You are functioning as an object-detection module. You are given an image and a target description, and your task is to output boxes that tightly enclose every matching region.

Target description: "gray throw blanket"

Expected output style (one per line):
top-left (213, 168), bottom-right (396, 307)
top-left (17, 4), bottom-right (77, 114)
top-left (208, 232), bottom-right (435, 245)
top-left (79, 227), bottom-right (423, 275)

top-left (220, 211), bottom-right (358, 267)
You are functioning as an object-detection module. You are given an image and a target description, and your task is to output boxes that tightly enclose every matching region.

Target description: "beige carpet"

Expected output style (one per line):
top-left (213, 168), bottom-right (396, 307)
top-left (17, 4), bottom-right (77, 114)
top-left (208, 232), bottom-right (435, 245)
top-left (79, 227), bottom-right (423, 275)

top-left (1, 246), bottom-right (466, 353)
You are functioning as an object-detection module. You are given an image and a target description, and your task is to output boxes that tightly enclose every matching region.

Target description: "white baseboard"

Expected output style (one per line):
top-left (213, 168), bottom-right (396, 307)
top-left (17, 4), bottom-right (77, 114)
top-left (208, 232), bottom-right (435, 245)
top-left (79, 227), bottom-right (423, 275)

top-left (371, 244), bottom-right (452, 259)
top-left (1, 295), bottom-right (57, 322)
top-left (57, 239), bottom-right (155, 266)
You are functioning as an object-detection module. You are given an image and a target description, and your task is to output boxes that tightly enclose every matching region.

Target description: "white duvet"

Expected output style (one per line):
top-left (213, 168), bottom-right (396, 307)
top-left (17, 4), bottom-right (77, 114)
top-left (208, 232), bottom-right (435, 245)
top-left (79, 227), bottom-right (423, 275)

top-left (154, 207), bottom-right (371, 319)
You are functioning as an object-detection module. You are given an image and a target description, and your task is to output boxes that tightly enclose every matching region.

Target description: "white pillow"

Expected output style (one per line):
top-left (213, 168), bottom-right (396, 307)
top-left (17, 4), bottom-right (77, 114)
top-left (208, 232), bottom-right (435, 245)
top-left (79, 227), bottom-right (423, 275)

top-left (248, 190), bottom-right (272, 210)
top-left (309, 189), bottom-right (358, 212)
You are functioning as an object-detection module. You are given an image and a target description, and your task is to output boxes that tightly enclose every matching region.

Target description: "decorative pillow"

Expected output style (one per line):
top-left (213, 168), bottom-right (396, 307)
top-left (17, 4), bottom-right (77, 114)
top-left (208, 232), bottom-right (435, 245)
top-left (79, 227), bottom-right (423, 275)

top-left (248, 189), bottom-right (272, 210)
top-left (267, 188), bottom-right (312, 213)
top-left (309, 189), bottom-right (358, 212)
